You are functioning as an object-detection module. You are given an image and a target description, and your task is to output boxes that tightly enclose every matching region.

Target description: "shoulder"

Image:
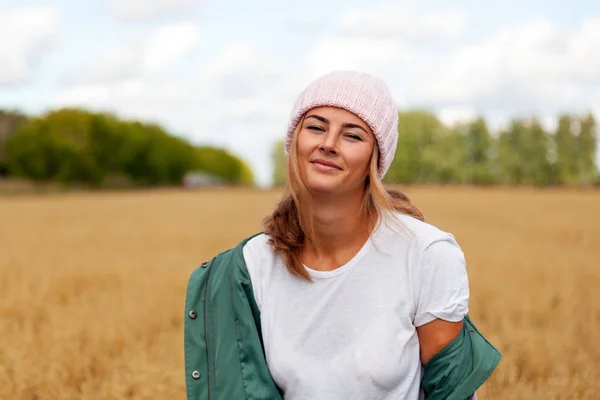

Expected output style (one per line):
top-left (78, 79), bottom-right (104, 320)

top-left (242, 232), bottom-right (282, 279)
top-left (242, 232), bottom-right (276, 261)
top-left (384, 211), bottom-right (461, 255)
top-left (393, 214), bottom-right (470, 325)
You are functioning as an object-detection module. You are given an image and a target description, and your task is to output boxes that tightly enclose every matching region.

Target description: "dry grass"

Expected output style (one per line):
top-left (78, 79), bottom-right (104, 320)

top-left (1, 186), bottom-right (599, 399)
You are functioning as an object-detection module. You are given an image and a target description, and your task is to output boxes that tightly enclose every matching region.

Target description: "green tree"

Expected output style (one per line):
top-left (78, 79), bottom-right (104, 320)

top-left (575, 113), bottom-right (597, 185)
top-left (554, 115), bottom-right (578, 184)
top-left (521, 118), bottom-right (553, 186)
top-left (431, 125), bottom-right (468, 184)
top-left (465, 117), bottom-right (493, 185)
top-left (118, 122), bottom-right (197, 186)
top-left (6, 108), bottom-right (207, 187)
top-left (239, 161), bottom-right (255, 186)
top-left (195, 146), bottom-right (254, 185)
top-left (88, 114), bottom-right (128, 174)
top-left (6, 120), bottom-right (59, 181)
top-left (0, 109), bottom-right (28, 176)
top-left (497, 119), bottom-right (527, 184)
top-left (386, 111), bottom-right (445, 184)
top-left (6, 115), bottom-right (103, 185)
top-left (271, 139), bottom-right (287, 187)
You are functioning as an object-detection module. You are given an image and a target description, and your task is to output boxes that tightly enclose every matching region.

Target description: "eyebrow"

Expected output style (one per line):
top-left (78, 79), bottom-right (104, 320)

top-left (305, 114), bottom-right (369, 134)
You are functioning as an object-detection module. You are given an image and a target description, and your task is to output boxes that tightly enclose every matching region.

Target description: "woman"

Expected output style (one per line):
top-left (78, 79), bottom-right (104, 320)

top-left (184, 71), bottom-right (501, 400)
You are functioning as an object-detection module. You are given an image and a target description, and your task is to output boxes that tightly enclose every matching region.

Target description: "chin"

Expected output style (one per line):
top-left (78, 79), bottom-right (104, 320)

top-left (307, 184), bottom-right (338, 195)
top-left (304, 175), bottom-right (344, 195)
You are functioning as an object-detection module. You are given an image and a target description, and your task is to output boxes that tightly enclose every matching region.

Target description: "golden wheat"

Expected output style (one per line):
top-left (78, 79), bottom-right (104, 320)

top-left (1, 186), bottom-right (599, 399)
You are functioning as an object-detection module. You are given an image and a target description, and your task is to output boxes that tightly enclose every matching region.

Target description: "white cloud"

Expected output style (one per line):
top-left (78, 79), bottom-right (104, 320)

top-left (414, 18), bottom-right (600, 115)
top-left (58, 44), bottom-right (287, 131)
top-left (51, 8), bottom-right (600, 187)
top-left (339, 5), bottom-right (465, 42)
top-left (437, 106), bottom-right (477, 127)
top-left (142, 23), bottom-right (201, 73)
top-left (56, 78), bottom-right (204, 128)
top-left (0, 6), bottom-right (60, 85)
top-left (289, 3), bottom-right (465, 44)
top-left (74, 44), bottom-right (141, 85)
top-left (56, 84), bottom-right (112, 105)
top-left (540, 115), bottom-right (558, 133)
top-left (304, 37), bottom-right (413, 79)
top-left (283, 4), bottom-right (467, 111)
top-left (200, 44), bottom-right (286, 100)
top-left (103, 0), bottom-right (201, 20)
top-left (74, 22), bottom-right (200, 85)
top-left (55, 44), bottom-right (291, 186)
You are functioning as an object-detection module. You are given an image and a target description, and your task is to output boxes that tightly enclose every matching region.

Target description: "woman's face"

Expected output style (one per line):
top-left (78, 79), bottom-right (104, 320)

top-left (296, 106), bottom-right (375, 196)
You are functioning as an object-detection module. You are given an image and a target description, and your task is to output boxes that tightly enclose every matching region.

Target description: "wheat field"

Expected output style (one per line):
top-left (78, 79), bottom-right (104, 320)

top-left (1, 186), bottom-right (599, 399)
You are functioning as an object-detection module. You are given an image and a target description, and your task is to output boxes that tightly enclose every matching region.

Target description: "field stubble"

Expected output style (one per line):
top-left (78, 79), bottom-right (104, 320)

top-left (1, 186), bottom-right (599, 399)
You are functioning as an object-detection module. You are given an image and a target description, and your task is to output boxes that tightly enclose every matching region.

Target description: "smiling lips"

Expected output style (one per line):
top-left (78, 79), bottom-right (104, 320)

top-left (311, 159), bottom-right (342, 172)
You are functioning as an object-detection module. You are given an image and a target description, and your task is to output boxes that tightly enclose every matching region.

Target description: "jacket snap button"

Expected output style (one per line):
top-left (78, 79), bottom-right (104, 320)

top-left (201, 261), bottom-right (208, 268)
top-left (192, 370), bottom-right (200, 379)
top-left (189, 310), bottom-right (197, 319)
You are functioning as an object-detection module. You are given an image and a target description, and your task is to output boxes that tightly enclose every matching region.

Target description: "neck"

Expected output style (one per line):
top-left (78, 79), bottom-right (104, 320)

top-left (302, 189), bottom-right (374, 257)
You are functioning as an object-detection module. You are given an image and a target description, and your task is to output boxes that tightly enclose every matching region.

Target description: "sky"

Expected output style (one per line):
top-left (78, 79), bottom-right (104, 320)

top-left (1, 0), bottom-right (600, 187)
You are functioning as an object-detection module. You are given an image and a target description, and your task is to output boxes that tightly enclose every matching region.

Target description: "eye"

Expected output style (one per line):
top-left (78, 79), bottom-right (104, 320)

top-left (307, 125), bottom-right (324, 132)
top-left (346, 133), bottom-right (362, 141)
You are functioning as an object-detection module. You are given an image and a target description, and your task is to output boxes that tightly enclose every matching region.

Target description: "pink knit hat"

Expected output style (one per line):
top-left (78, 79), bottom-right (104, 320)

top-left (284, 70), bottom-right (399, 179)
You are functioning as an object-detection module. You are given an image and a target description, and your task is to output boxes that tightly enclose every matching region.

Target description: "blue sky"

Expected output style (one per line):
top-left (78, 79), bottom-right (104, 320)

top-left (1, 0), bottom-right (599, 186)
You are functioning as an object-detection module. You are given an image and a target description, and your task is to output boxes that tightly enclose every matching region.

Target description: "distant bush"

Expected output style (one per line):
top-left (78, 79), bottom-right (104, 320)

top-left (4, 108), bottom-right (254, 187)
top-left (195, 146), bottom-right (254, 185)
top-left (0, 110), bottom-right (29, 177)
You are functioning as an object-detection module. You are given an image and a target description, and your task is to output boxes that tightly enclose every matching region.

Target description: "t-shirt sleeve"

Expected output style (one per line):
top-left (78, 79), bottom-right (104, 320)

top-left (413, 234), bottom-right (470, 327)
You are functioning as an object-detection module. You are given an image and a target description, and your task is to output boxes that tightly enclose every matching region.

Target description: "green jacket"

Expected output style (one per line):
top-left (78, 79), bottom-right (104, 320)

top-left (184, 234), bottom-right (501, 400)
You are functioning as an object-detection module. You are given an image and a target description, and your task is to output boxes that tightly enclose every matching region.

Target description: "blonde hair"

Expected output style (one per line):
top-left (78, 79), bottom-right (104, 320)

top-left (262, 115), bottom-right (425, 282)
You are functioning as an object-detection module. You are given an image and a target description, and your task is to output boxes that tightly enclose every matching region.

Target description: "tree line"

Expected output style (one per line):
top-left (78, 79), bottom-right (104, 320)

top-left (1, 108), bottom-right (597, 189)
top-left (0, 108), bottom-right (254, 187)
top-left (272, 110), bottom-right (599, 187)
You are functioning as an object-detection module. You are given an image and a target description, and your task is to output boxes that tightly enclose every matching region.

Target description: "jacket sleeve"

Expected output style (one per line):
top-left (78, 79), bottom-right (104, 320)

top-left (421, 315), bottom-right (502, 400)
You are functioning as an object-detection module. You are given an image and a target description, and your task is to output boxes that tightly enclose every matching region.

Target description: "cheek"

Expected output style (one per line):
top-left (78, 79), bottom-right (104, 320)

top-left (296, 130), bottom-right (319, 158)
top-left (346, 145), bottom-right (373, 173)
top-left (294, 132), bottom-right (315, 177)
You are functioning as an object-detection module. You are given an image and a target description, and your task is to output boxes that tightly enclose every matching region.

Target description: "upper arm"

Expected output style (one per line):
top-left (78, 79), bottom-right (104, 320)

top-left (417, 318), bottom-right (463, 365)
top-left (413, 234), bottom-right (470, 364)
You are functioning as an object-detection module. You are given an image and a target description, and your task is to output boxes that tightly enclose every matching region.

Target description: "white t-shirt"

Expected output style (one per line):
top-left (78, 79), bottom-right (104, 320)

top-left (243, 212), bottom-right (470, 400)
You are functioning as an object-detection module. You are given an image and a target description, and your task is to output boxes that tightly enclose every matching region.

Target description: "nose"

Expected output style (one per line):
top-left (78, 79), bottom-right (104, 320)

top-left (319, 131), bottom-right (338, 155)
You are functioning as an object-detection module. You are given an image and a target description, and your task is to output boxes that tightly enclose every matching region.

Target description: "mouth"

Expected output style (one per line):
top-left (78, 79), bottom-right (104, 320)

top-left (311, 159), bottom-right (342, 171)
